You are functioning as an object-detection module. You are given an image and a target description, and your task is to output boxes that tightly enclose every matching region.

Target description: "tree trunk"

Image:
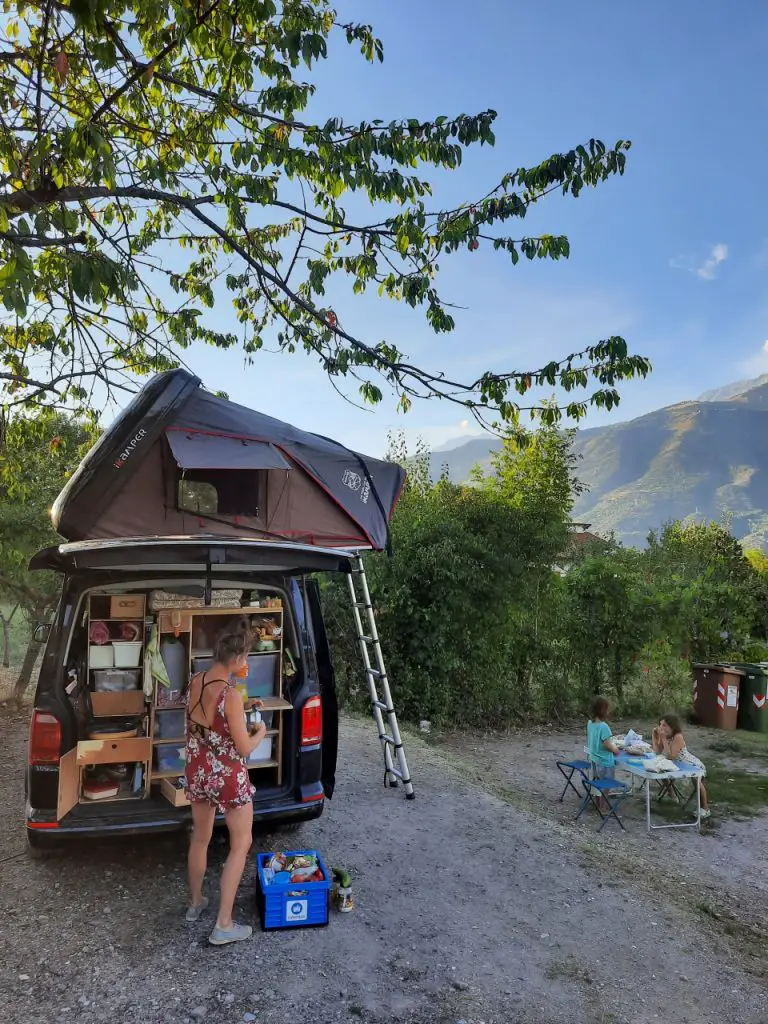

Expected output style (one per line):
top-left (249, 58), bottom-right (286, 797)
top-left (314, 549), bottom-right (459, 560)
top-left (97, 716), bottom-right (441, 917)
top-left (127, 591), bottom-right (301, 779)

top-left (13, 634), bottom-right (41, 706)
top-left (1, 603), bottom-right (18, 667)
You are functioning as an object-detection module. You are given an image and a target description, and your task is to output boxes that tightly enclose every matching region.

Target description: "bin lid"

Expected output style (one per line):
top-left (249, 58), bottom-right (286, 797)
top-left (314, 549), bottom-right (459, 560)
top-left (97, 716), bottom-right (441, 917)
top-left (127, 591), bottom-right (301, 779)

top-left (692, 663), bottom-right (747, 676)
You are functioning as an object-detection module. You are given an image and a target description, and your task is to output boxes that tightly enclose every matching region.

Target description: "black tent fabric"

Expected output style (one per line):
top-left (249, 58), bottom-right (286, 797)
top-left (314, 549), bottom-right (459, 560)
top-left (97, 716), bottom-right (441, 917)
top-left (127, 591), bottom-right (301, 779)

top-left (52, 370), bottom-right (406, 550)
top-left (165, 430), bottom-right (291, 471)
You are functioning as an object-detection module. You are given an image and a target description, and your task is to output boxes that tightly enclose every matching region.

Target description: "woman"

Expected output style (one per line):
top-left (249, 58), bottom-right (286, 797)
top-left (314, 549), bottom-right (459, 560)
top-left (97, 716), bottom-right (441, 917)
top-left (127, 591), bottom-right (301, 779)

top-left (184, 617), bottom-right (267, 945)
top-left (651, 714), bottom-right (711, 820)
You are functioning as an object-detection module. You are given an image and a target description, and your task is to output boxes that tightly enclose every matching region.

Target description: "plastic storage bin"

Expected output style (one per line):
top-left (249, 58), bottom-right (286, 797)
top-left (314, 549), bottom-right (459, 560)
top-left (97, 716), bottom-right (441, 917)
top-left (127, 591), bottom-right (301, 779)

top-left (247, 738), bottom-right (273, 764)
top-left (154, 708), bottom-right (186, 740)
top-left (93, 669), bottom-right (141, 692)
top-left (89, 645), bottom-right (114, 669)
top-left (692, 664), bottom-right (745, 730)
top-left (112, 641), bottom-right (143, 667)
top-left (256, 851), bottom-right (330, 930)
top-left (154, 744), bottom-right (186, 774)
top-left (192, 653), bottom-right (277, 699)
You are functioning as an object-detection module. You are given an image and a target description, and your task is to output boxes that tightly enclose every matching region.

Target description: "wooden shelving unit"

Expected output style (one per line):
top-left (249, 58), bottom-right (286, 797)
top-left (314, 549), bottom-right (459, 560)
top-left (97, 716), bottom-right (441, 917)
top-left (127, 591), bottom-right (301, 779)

top-left (56, 591), bottom-right (294, 819)
top-left (149, 602), bottom-right (292, 790)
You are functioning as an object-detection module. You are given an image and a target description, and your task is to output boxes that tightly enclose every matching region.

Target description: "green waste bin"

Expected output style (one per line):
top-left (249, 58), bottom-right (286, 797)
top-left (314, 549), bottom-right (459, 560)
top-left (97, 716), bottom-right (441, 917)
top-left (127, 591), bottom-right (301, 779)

top-left (731, 664), bottom-right (768, 732)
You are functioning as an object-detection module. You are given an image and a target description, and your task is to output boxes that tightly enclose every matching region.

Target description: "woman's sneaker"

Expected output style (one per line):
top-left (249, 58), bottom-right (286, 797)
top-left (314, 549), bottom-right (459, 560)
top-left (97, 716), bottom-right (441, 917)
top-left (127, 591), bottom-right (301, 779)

top-left (695, 809), bottom-right (712, 821)
top-left (209, 922), bottom-right (253, 946)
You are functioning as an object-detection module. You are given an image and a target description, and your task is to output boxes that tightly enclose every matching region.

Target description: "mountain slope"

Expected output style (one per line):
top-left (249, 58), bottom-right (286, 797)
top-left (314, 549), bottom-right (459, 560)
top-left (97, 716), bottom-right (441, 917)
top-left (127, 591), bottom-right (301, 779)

top-left (430, 379), bottom-right (768, 549)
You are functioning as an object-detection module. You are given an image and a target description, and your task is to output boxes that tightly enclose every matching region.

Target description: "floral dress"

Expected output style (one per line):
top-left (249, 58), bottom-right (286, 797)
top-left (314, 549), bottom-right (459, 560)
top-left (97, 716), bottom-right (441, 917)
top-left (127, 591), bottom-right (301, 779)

top-left (185, 674), bottom-right (255, 812)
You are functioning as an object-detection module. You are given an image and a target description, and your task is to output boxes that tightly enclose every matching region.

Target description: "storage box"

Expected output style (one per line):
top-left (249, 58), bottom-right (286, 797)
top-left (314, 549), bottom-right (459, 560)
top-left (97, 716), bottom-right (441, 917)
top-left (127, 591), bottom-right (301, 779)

top-left (247, 737), bottom-right (273, 764)
top-left (89, 645), bottom-right (114, 669)
top-left (155, 708), bottom-right (185, 740)
top-left (91, 690), bottom-right (146, 717)
top-left (154, 744), bottom-right (186, 773)
top-left (112, 641), bottom-right (143, 667)
top-left (192, 653), bottom-right (277, 699)
top-left (110, 595), bottom-right (146, 619)
top-left (256, 851), bottom-right (330, 930)
top-left (160, 777), bottom-right (190, 807)
top-left (93, 668), bottom-right (141, 692)
top-left (156, 684), bottom-right (185, 708)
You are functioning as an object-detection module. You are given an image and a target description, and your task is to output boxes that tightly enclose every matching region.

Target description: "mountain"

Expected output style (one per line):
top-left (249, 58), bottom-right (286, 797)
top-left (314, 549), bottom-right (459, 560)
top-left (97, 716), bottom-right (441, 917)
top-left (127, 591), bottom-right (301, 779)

top-left (698, 374), bottom-right (768, 403)
top-left (430, 377), bottom-right (768, 550)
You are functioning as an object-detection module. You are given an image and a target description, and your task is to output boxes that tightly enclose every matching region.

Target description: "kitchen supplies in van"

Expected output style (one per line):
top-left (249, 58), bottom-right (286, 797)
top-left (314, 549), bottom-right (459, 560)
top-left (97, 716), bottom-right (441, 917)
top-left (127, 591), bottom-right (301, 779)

top-left (93, 669), bottom-right (141, 692)
top-left (82, 779), bottom-right (120, 801)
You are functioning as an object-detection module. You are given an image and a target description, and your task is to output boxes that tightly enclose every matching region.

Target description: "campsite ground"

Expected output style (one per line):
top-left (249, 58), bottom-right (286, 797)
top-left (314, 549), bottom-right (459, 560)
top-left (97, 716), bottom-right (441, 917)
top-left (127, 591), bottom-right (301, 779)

top-left (1, 703), bottom-right (767, 1024)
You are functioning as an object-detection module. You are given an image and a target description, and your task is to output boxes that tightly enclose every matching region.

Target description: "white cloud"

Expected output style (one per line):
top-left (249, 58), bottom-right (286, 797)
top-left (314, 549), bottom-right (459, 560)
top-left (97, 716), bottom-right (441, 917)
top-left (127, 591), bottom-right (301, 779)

top-left (762, 339), bottom-right (768, 355)
top-left (696, 243), bottom-right (729, 280)
top-left (670, 243), bottom-right (729, 281)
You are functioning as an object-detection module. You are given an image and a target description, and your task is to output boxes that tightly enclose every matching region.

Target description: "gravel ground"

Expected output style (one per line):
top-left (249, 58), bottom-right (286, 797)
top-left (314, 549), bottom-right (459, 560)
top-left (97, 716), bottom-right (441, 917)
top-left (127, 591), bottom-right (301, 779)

top-left (1, 709), bottom-right (767, 1024)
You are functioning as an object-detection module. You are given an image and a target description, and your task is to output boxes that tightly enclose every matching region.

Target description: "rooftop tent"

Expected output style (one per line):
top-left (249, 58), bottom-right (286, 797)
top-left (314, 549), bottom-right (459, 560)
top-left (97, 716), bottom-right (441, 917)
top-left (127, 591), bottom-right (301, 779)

top-left (52, 369), bottom-right (406, 550)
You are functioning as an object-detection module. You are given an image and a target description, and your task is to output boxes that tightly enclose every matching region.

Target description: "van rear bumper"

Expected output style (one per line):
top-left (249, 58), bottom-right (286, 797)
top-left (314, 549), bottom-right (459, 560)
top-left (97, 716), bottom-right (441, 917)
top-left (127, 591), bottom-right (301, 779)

top-left (26, 793), bottom-right (324, 845)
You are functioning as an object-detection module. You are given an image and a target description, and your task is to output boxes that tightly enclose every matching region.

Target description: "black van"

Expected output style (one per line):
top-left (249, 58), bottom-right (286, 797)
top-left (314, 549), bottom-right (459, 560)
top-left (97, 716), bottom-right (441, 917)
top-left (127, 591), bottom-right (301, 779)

top-left (24, 538), bottom-right (345, 857)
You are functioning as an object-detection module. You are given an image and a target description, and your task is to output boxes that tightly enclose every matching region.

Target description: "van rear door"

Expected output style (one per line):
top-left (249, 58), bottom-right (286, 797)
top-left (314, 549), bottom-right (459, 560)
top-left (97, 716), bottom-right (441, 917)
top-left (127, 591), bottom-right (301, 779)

top-left (303, 579), bottom-right (339, 799)
top-left (30, 538), bottom-right (356, 576)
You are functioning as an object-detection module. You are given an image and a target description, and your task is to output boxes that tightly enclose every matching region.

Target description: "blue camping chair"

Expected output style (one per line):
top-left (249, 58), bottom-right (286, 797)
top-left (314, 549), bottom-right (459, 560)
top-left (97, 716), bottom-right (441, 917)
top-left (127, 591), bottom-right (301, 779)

top-left (556, 759), bottom-right (592, 802)
top-left (575, 776), bottom-right (630, 832)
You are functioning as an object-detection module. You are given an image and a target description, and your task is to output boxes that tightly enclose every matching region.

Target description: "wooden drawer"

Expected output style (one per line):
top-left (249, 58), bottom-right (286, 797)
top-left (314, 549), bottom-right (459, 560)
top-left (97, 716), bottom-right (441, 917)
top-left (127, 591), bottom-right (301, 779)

top-left (76, 737), bottom-right (152, 766)
top-left (158, 610), bottom-right (192, 634)
top-left (110, 594), bottom-right (146, 619)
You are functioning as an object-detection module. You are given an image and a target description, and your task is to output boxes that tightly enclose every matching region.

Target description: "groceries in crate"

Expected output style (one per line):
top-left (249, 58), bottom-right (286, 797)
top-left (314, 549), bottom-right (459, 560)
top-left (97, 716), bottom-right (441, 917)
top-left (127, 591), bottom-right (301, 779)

top-left (264, 852), bottom-right (325, 884)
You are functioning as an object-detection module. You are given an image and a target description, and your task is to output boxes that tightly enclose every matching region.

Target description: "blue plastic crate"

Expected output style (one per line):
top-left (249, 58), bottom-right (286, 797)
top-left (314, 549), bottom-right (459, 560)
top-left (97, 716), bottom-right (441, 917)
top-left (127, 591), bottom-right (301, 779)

top-left (256, 850), bottom-right (331, 930)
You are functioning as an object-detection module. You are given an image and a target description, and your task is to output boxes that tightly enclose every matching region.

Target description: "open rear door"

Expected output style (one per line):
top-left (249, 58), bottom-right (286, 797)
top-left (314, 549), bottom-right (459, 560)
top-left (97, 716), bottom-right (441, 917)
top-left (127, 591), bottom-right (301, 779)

top-left (30, 538), bottom-right (355, 577)
top-left (304, 579), bottom-right (339, 800)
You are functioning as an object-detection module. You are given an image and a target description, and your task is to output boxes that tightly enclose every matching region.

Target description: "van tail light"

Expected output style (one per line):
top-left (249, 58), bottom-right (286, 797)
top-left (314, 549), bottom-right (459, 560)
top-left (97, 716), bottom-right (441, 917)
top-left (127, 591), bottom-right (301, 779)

top-left (28, 711), bottom-right (62, 765)
top-left (301, 696), bottom-right (322, 746)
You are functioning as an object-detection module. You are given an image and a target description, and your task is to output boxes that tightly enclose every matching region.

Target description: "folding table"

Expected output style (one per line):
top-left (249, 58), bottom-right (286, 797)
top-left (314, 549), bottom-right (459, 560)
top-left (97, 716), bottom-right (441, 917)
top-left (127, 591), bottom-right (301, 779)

top-left (618, 754), bottom-right (704, 834)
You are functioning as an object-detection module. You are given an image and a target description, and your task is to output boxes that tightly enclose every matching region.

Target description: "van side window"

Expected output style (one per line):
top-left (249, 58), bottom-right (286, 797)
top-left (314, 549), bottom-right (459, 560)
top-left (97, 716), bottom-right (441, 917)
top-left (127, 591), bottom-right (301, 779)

top-left (177, 470), bottom-right (262, 516)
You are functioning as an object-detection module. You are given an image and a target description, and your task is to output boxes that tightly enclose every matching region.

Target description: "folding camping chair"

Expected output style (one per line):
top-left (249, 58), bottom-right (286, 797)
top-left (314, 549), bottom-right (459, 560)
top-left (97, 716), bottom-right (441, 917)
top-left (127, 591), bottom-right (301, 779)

top-left (556, 759), bottom-right (592, 802)
top-left (575, 777), bottom-right (630, 832)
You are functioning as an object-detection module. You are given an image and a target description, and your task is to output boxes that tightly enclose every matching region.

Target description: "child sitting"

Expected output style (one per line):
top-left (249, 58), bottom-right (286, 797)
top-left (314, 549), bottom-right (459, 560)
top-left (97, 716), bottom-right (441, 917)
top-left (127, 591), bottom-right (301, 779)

top-left (587, 696), bottom-right (621, 779)
top-left (651, 714), bottom-right (710, 819)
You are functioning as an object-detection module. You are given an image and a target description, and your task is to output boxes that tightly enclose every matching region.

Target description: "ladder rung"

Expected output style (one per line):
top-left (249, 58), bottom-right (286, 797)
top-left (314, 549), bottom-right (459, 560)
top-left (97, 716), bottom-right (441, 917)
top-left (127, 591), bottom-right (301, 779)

top-left (372, 700), bottom-right (394, 713)
top-left (386, 767), bottom-right (404, 780)
top-left (381, 734), bottom-right (395, 745)
top-left (353, 601), bottom-right (372, 610)
top-left (366, 667), bottom-right (383, 678)
top-left (360, 635), bottom-right (374, 643)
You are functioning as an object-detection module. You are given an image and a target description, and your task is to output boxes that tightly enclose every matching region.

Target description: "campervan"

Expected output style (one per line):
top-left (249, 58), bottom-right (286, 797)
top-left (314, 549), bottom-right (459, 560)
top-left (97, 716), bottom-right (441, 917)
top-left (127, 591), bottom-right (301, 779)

top-left (24, 371), bottom-right (405, 856)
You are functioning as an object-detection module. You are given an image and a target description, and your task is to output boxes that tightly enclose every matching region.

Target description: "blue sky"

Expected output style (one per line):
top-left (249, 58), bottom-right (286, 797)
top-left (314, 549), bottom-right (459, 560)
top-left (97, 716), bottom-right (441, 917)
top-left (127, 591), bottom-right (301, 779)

top-left (178, 0), bottom-right (768, 456)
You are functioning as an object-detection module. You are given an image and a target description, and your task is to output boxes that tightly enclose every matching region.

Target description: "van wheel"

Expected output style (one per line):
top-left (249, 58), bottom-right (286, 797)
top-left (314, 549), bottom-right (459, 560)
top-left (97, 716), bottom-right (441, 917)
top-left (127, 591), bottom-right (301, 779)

top-left (26, 834), bottom-right (52, 860)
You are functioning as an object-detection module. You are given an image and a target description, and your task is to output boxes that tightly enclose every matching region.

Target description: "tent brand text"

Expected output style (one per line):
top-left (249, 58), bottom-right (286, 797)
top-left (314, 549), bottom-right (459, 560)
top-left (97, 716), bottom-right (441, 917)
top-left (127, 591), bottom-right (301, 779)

top-left (114, 429), bottom-right (147, 468)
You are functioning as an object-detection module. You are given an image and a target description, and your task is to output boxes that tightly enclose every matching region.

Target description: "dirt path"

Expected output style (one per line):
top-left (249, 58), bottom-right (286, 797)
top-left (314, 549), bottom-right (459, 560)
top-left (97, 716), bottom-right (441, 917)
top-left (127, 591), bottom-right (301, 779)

top-left (1, 711), bottom-right (766, 1024)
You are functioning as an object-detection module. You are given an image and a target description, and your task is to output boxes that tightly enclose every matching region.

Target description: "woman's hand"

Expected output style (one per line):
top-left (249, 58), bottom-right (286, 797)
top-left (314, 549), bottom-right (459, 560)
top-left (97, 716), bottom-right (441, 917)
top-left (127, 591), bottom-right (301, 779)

top-left (248, 721), bottom-right (267, 753)
top-left (244, 697), bottom-right (264, 711)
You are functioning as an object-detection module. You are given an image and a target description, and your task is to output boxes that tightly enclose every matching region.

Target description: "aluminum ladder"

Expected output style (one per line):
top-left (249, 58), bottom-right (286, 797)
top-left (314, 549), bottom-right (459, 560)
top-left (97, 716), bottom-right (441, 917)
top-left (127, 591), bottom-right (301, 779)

top-left (346, 554), bottom-right (415, 799)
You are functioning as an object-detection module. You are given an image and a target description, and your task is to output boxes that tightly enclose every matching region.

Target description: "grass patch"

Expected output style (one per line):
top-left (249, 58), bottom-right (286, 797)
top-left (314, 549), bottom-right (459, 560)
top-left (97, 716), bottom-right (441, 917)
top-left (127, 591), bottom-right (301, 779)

top-left (545, 956), bottom-right (583, 983)
top-left (708, 731), bottom-right (768, 760)
top-left (706, 761), bottom-right (768, 816)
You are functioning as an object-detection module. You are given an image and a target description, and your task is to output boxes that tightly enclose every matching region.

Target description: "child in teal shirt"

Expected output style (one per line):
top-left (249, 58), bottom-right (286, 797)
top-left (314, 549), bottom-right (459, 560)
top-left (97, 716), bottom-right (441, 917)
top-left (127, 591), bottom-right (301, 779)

top-left (587, 696), bottom-right (620, 779)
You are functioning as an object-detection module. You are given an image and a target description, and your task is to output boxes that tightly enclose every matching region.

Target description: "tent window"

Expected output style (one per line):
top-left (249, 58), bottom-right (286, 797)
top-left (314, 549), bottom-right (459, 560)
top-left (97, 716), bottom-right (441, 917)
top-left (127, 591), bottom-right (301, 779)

top-left (177, 469), bottom-right (262, 517)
